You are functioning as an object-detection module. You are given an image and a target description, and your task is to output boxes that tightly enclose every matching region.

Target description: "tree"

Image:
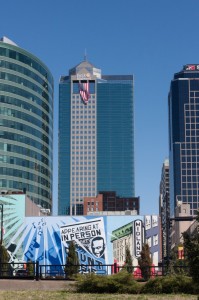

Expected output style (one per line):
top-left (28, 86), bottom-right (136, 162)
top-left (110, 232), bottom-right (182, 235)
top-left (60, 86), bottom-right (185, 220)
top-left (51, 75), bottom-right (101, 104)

top-left (124, 245), bottom-right (133, 273)
top-left (138, 243), bottom-right (152, 281)
top-left (182, 210), bottom-right (199, 283)
top-left (26, 260), bottom-right (35, 276)
top-left (65, 241), bottom-right (79, 277)
top-left (0, 244), bottom-right (10, 276)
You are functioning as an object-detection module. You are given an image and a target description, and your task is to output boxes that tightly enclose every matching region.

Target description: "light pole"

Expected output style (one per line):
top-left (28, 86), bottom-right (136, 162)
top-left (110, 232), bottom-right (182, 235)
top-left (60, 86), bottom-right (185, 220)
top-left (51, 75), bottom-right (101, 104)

top-left (0, 204), bottom-right (3, 245)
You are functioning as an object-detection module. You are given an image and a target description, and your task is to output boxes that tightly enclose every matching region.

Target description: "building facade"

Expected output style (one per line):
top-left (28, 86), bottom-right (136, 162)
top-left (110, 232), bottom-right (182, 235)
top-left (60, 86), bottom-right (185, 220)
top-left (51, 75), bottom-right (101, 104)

top-left (168, 64), bottom-right (199, 217)
top-left (59, 60), bottom-right (134, 215)
top-left (111, 219), bottom-right (143, 266)
top-left (0, 37), bottom-right (53, 210)
top-left (144, 215), bottom-right (161, 266)
top-left (83, 191), bottom-right (139, 215)
top-left (159, 159), bottom-right (170, 261)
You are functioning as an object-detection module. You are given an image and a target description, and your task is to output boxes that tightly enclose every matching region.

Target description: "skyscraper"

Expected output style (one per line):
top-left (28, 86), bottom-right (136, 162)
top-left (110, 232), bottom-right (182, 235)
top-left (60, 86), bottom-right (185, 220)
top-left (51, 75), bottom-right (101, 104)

top-left (59, 60), bottom-right (134, 215)
top-left (168, 64), bottom-right (199, 216)
top-left (0, 37), bottom-right (53, 210)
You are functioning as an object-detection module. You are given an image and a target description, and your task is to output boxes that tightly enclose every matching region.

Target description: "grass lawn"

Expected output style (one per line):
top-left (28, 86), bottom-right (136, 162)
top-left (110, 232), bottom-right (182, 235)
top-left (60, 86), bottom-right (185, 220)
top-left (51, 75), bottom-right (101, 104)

top-left (0, 291), bottom-right (198, 300)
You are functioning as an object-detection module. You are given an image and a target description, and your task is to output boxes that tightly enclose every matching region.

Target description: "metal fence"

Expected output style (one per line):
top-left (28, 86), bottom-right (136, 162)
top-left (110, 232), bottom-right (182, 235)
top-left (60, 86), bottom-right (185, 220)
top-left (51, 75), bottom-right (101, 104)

top-left (0, 262), bottom-right (190, 281)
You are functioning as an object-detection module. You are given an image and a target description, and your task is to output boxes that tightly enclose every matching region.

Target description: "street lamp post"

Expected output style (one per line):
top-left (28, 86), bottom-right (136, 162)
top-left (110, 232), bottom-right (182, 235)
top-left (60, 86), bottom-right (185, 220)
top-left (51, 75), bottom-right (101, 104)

top-left (0, 204), bottom-right (3, 245)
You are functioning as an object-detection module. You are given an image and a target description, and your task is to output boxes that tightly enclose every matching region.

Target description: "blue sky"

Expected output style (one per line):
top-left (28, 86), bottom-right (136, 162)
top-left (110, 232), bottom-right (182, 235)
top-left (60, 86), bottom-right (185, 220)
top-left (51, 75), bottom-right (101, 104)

top-left (1, 0), bottom-right (199, 215)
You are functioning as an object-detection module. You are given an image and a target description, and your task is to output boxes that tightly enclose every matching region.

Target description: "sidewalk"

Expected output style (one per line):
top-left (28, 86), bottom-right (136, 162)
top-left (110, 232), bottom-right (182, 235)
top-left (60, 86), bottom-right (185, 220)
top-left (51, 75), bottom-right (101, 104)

top-left (0, 279), bottom-right (76, 291)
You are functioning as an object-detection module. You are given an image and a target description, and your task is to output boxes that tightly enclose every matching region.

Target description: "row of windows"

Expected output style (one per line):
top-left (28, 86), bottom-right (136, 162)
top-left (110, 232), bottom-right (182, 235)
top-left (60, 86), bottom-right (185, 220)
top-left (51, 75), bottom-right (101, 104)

top-left (72, 146), bottom-right (95, 150)
top-left (0, 83), bottom-right (52, 115)
top-left (185, 110), bottom-right (199, 116)
top-left (72, 182), bottom-right (95, 186)
top-left (72, 115), bottom-right (95, 119)
top-left (182, 170), bottom-right (199, 175)
top-left (72, 126), bottom-right (95, 129)
top-left (181, 150), bottom-right (199, 155)
top-left (72, 162), bottom-right (95, 166)
top-left (72, 177), bottom-right (95, 181)
top-left (72, 105), bottom-right (95, 110)
top-left (72, 110), bottom-right (95, 115)
top-left (0, 178), bottom-right (51, 200)
top-left (0, 142), bottom-right (51, 167)
top-left (0, 167), bottom-right (50, 188)
top-left (72, 141), bottom-right (96, 145)
top-left (72, 95), bottom-right (95, 100)
top-left (72, 157), bottom-right (95, 161)
top-left (72, 188), bottom-right (95, 191)
top-left (185, 130), bottom-right (199, 136)
top-left (0, 131), bottom-right (50, 156)
top-left (0, 107), bottom-right (51, 135)
top-left (181, 162), bottom-right (199, 168)
top-left (185, 104), bottom-right (199, 109)
top-left (179, 196), bottom-right (199, 204)
top-left (0, 120), bottom-right (51, 147)
top-left (181, 181), bottom-right (199, 188)
top-left (71, 192), bottom-right (95, 197)
top-left (185, 137), bottom-right (199, 142)
top-left (0, 154), bottom-right (51, 177)
top-left (87, 207), bottom-right (98, 212)
top-left (185, 117), bottom-right (199, 123)
top-left (0, 46), bottom-right (53, 86)
top-left (181, 189), bottom-right (199, 196)
top-left (72, 151), bottom-right (95, 155)
top-left (72, 172), bottom-right (95, 176)
top-left (190, 92), bottom-right (199, 97)
top-left (0, 95), bottom-right (51, 124)
top-left (181, 143), bottom-right (199, 149)
top-left (0, 59), bottom-right (53, 93)
top-left (0, 71), bottom-right (52, 104)
top-left (72, 131), bottom-right (95, 135)
top-left (87, 201), bottom-right (98, 206)
top-left (72, 136), bottom-right (95, 140)
top-left (186, 124), bottom-right (199, 130)
top-left (72, 120), bottom-right (95, 124)
top-left (181, 157), bottom-right (199, 162)
top-left (72, 167), bottom-right (95, 171)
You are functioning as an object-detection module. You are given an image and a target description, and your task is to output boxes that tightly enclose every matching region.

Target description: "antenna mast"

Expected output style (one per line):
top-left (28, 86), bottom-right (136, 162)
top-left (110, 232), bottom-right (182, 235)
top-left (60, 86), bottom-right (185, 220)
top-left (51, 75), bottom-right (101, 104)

top-left (84, 48), bottom-right (87, 61)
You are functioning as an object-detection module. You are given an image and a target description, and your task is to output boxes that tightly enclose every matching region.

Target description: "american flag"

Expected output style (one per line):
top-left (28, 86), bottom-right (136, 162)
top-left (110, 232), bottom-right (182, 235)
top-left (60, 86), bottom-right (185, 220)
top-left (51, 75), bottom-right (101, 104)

top-left (79, 81), bottom-right (90, 104)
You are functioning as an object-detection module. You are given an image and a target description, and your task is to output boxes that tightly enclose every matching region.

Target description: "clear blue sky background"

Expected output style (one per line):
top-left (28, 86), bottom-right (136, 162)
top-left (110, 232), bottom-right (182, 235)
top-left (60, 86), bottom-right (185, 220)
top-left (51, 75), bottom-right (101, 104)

top-left (1, 0), bottom-right (199, 215)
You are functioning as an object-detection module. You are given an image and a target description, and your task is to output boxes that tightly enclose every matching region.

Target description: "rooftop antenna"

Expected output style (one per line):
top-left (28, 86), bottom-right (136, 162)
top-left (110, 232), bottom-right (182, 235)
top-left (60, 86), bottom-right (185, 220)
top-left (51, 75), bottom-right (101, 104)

top-left (84, 48), bottom-right (87, 61)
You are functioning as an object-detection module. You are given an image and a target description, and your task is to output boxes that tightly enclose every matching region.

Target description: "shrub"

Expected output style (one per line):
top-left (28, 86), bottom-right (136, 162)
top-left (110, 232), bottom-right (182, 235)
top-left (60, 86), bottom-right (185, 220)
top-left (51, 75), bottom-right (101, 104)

top-left (141, 275), bottom-right (195, 294)
top-left (140, 277), bottom-right (163, 294)
top-left (76, 270), bottom-right (140, 294)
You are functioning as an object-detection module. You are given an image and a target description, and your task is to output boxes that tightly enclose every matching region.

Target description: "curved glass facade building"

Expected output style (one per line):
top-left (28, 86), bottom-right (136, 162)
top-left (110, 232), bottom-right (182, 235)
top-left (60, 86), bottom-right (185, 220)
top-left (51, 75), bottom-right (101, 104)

top-left (0, 37), bottom-right (53, 210)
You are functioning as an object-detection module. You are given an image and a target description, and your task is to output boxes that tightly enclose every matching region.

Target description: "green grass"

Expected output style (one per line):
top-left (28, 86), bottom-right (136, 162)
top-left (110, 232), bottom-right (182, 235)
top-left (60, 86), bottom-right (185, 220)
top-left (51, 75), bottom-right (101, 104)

top-left (0, 292), bottom-right (198, 300)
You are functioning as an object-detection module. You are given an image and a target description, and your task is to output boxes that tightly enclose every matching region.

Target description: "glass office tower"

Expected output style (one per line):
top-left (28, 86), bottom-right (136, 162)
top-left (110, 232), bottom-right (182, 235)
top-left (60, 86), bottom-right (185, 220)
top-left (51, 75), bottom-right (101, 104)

top-left (169, 64), bottom-right (199, 216)
top-left (59, 60), bottom-right (134, 215)
top-left (0, 37), bottom-right (53, 210)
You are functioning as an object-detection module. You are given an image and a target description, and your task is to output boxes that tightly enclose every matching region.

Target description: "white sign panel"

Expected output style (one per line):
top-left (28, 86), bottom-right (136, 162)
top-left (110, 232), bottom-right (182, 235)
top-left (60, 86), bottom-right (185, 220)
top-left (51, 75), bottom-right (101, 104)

top-left (134, 219), bottom-right (143, 257)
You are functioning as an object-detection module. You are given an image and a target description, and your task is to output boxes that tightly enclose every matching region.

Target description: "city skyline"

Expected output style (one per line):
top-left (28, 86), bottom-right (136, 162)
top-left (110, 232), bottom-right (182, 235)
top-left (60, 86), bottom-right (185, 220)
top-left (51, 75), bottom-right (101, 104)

top-left (1, 0), bottom-right (199, 215)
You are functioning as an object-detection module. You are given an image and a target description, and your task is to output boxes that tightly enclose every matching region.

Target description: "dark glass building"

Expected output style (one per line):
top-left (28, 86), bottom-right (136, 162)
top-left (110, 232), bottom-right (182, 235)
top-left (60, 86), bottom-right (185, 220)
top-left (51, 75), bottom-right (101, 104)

top-left (59, 60), bottom-right (134, 215)
top-left (169, 64), bottom-right (199, 216)
top-left (0, 37), bottom-right (53, 210)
